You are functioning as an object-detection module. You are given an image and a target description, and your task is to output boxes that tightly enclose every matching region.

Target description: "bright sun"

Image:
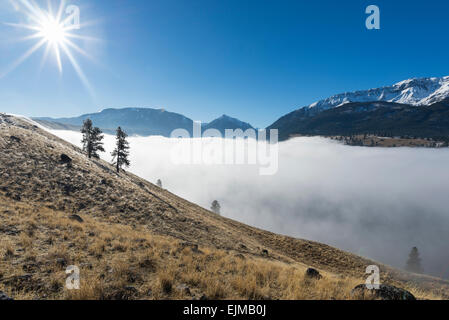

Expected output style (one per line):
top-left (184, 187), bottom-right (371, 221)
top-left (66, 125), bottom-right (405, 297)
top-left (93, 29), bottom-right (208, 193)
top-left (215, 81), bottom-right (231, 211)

top-left (39, 18), bottom-right (67, 44)
top-left (2, 0), bottom-right (95, 93)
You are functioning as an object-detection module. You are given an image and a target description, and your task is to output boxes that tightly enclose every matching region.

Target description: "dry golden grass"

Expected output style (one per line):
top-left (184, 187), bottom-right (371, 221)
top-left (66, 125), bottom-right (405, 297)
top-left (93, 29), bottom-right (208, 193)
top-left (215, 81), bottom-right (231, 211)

top-left (0, 196), bottom-right (446, 300)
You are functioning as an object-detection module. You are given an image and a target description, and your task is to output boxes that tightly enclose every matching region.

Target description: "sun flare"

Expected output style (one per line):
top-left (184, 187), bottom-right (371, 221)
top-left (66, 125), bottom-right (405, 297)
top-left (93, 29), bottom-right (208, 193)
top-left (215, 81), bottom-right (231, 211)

top-left (39, 17), bottom-right (67, 44)
top-left (2, 0), bottom-right (96, 94)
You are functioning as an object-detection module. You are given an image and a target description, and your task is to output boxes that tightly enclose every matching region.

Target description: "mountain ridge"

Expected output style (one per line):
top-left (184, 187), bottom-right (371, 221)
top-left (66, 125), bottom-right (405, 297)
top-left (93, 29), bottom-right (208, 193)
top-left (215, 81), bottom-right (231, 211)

top-left (268, 77), bottom-right (449, 141)
top-left (34, 107), bottom-right (194, 137)
top-left (34, 109), bottom-right (254, 137)
top-left (304, 76), bottom-right (449, 112)
top-left (32, 76), bottom-right (449, 143)
top-left (203, 114), bottom-right (254, 133)
top-left (268, 98), bottom-right (449, 141)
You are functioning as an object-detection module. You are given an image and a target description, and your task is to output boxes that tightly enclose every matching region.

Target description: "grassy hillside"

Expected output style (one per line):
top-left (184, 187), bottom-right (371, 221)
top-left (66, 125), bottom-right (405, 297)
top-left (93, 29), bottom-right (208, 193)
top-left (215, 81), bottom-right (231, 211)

top-left (1, 113), bottom-right (448, 300)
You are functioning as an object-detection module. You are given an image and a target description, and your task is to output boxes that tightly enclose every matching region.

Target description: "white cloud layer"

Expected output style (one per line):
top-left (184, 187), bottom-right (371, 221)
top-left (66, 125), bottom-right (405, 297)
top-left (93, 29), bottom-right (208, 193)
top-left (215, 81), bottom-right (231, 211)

top-left (51, 129), bottom-right (449, 278)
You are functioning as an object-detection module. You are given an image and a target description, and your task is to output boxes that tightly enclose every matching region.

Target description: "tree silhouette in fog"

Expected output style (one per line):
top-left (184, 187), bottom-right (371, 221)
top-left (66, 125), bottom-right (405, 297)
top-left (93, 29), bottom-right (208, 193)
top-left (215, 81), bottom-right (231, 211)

top-left (406, 247), bottom-right (423, 274)
top-left (211, 200), bottom-right (221, 215)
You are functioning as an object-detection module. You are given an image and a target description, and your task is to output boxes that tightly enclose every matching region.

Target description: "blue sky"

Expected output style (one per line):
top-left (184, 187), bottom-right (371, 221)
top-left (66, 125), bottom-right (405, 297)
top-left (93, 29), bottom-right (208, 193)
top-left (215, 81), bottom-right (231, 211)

top-left (1, 0), bottom-right (449, 128)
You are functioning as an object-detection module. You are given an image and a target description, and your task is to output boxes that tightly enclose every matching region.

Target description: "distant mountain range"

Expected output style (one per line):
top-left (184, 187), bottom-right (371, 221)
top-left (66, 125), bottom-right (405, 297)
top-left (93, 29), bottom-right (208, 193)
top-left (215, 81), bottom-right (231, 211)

top-left (268, 99), bottom-right (449, 140)
top-left (301, 76), bottom-right (449, 112)
top-left (268, 76), bottom-right (449, 141)
top-left (34, 76), bottom-right (449, 141)
top-left (34, 109), bottom-right (254, 137)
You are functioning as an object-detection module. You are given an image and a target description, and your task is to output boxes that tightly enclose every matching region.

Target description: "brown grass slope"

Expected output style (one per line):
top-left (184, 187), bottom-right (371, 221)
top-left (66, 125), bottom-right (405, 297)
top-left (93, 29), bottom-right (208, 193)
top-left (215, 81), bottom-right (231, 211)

top-left (0, 113), bottom-right (448, 299)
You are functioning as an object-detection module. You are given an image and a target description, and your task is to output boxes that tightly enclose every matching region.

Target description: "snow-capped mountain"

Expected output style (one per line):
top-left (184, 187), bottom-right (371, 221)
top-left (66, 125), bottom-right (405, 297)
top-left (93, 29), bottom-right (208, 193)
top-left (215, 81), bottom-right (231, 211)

top-left (306, 76), bottom-right (449, 112)
top-left (268, 76), bottom-right (449, 141)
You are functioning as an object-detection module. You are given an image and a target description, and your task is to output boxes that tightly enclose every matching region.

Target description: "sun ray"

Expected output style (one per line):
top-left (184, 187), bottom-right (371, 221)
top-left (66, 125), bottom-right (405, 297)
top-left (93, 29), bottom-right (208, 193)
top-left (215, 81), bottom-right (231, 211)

top-left (2, 0), bottom-right (97, 95)
top-left (18, 0), bottom-right (45, 25)
top-left (0, 38), bottom-right (46, 78)
top-left (60, 41), bottom-right (94, 97)
top-left (63, 38), bottom-right (91, 59)
top-left (3, 22), bottom-right (41, 32)
top-left (46, 0), bottom-right (53, 16)
top-left (20, 33), bottom-right (44, 41)
top-left (56, 0), bottom-right (66, 23)
top-left (17, 0), bottom-right (38, 16)
top-left (39, 41), bottom-right (52, 71)
top-left (53, 42), bottom-right (62, 73)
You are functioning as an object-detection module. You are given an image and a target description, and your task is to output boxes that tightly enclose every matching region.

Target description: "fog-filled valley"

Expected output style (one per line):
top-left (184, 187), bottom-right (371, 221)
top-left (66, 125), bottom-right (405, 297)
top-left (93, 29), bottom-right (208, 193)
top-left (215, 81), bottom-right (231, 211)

top-left (50, 129), bottom-right (449, 279)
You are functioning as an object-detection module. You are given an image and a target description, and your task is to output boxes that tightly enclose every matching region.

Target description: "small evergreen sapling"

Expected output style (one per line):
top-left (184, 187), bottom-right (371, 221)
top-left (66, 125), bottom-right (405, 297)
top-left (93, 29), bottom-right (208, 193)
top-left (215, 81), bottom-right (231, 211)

top-left (211, 200), bottom-right (221, 215)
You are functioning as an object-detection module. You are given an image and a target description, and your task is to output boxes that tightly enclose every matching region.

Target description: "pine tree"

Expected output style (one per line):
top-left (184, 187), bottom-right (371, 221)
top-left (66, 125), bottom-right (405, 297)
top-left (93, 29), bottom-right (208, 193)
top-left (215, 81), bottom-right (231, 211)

top-left (156, 179), bottom-right (163, 188)
top-left (81, 119), bottom-right (105, 159)
top-left (211, 200), bottom-right (221, 215)
top-left (111, 126), bottom-right (130, 173)
top-left (406, 247), bottom-right (423, 274)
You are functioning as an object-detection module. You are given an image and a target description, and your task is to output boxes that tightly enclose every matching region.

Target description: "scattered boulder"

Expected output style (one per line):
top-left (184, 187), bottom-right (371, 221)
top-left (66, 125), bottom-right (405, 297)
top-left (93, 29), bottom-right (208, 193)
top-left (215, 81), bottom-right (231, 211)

top-left (0, 291), bottom-right (13, 301)
top-left (192, 244), bottom-right (204, 254)
top-left (69, 214), bottom-right (84, 223)
top-left (305, 268), bottom-right (322, 280)
top-left (9, 136), bottom-right (21, 143)
top-left (351, 284), bottom-right (416, 300)
top-left (60, 154), bottom-right (72, 164)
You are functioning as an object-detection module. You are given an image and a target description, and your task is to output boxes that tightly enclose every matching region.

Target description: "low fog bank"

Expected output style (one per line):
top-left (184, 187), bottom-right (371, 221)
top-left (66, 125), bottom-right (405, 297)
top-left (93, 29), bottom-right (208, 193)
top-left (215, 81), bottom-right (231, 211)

top-left (51, 130), bottom-right (449, 278)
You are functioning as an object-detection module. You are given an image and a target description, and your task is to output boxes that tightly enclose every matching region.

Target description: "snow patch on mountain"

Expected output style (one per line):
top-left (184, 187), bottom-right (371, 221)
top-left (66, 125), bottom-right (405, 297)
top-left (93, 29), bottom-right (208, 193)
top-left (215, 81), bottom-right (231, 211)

top-left (306, 76), bottom-right (449, 111)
